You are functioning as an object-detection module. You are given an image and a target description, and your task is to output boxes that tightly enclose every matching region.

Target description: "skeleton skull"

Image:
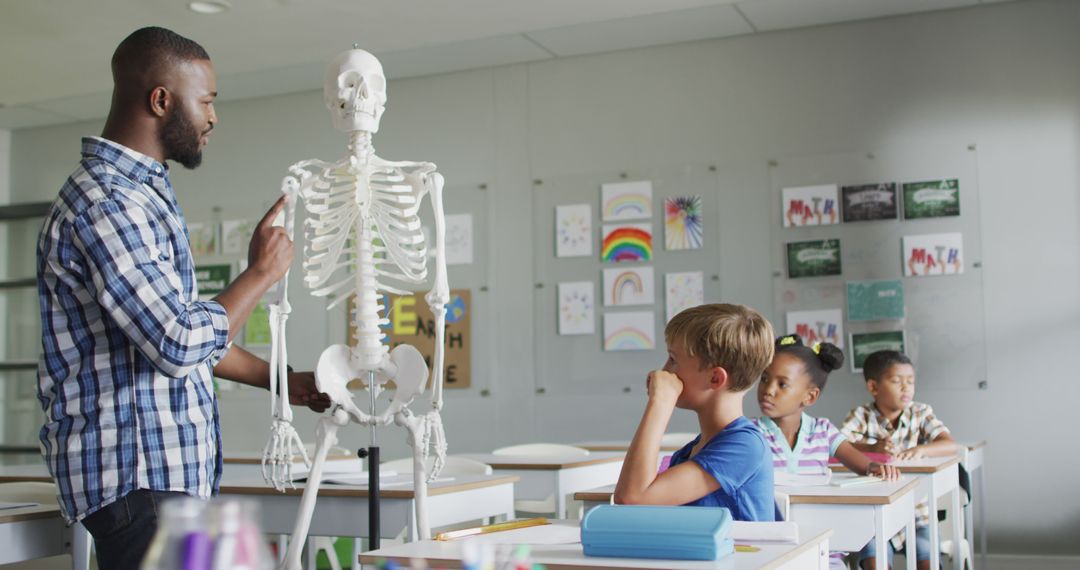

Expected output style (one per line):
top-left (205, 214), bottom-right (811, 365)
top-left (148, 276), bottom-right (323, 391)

top-left (324, 49), bottom-right (387, 133)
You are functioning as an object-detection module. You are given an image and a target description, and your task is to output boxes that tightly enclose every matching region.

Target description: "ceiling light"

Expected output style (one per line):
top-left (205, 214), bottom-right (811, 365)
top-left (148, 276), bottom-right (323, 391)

top-left (188, 0), bottom-right (231, 14)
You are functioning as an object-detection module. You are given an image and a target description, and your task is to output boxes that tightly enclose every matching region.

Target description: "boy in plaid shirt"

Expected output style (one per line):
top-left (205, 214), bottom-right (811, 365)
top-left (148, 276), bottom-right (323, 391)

top-left (840, 350), bottom-right (957, 570)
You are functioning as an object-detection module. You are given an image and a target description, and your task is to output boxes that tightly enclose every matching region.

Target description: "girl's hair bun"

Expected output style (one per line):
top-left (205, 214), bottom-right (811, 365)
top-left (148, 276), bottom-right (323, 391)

top-left (815, 342), bottom-right (845, 372)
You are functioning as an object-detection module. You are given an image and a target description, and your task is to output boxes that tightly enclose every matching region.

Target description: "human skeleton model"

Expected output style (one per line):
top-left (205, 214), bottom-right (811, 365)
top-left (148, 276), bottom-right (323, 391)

top-left (260, 48), bottom-right (449, 569)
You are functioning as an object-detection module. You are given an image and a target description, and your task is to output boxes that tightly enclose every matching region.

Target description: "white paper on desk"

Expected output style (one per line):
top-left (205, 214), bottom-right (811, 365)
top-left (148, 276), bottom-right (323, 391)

top-left (289, 456), bottom-right (367, 480)
top-left (774, 470), bottom-right (831, 487)
top-left (295, 469), bottom-right (398, 484)
top-left (322, 474), bottom-right (452, 486)
top-left (730, 521), bottom-right (799, 544)
top-left (0, 502), bottom-right (38, 510)
top-left (461, 523), bottom-right (582, 546)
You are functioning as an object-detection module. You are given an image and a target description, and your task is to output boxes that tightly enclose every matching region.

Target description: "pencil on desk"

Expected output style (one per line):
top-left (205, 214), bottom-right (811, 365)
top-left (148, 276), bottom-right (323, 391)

top-left (434, 518), bottom-right (550, 541)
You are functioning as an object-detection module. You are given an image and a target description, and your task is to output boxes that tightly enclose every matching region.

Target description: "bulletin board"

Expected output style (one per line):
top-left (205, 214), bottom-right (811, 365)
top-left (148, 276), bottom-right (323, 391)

top-left (531, 164), bottom-right (725, 396)
top-left (768, 142), bottom-right (988, 390)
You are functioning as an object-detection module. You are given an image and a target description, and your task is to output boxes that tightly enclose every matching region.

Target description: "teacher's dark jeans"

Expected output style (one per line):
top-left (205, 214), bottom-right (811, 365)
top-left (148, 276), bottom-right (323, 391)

top-left (81, 490), bottom-right (189, 570)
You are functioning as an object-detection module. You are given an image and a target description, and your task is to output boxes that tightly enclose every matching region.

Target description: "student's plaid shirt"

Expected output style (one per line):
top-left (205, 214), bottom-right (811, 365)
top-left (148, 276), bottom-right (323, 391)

top-left (840, 402), bottom-right (951, 547)
top-left (37, 137), bottom-right (229, 523)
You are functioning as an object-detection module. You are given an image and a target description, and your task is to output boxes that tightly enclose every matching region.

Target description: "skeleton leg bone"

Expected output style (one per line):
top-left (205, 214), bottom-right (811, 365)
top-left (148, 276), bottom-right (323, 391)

top-left (283, 408), bottom-right (349, 570)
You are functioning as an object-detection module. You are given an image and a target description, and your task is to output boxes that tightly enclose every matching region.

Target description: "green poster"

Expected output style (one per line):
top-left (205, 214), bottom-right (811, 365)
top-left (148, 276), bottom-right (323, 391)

top-left (850, 331), bottom-right (906, 372)
top-left (244, 302), bottom-right (271, 347)
top-left (903, 179), bottom-right (959, 219)
top-left (786, 239), bottom-right (842, 278)
top-left (194, 264), bottom-right (232, 298)
top-left (846, 280), bottom-right (905, 321)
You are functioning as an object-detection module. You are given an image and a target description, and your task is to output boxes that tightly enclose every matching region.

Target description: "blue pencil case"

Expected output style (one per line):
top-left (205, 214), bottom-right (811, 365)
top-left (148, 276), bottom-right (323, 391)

top-left (580, 504), bottom-right (734, 561)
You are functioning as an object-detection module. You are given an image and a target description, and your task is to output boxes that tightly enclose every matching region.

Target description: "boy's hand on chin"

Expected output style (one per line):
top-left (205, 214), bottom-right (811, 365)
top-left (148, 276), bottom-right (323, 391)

top-left (646, 370), bottom-right (683, 404)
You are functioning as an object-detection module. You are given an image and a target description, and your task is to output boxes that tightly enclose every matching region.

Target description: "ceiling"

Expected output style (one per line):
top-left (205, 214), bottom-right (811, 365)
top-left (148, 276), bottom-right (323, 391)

top-left (0, 0), bottom-right (1016, 129)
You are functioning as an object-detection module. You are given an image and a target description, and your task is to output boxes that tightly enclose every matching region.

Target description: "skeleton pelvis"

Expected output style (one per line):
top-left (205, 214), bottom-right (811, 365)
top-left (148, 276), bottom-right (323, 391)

top-left (316, 343), bottom-right (430, 412)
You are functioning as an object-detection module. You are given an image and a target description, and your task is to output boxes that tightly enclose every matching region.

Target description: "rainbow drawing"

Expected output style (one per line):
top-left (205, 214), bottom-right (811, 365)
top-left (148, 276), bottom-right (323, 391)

top-left (603, 312), bottom-right (656, 351)
top-left (603, 267), bottom-right (654, 306)
top-left (601, 224), bottom-right (653, 263)
top-left (601, 180), bottom-right (653, 221)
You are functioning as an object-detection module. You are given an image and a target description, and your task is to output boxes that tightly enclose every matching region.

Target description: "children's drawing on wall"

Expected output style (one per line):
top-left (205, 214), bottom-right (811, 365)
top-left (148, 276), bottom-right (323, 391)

top-left (841, 183), bottom-right (898, 222)
top-left (902, 179), bottom-right (960, 219)
top-left (558, 281), bottom-right (595, 335)
top-left (849, 331), bottom-right (905, 373)
top-left (603, 311), bottom-right (656, 351)
top-left (665, 271), bottom-right (704, 322)
top-left (786, 239), bottom-right (842, 278)
top-left (444, 213), bottom-right (474, 265)
top-left (601, 180), bottom-right (653, 221)
top-left (903, 232), bottom-right (964, 277)
top-left (782, 184), bottom-right (839, 227)
top-left (786, 309), bottom-right (844, 348)
top-left (664, 196), bottom-right (703, 250)
top-left (221, 219), bottom-right (254, 255)
top-left (603, 266), bottom-right (655, 307)
top-left (555, 204), bottom-right (592, 258)
top-left (846, 279), bottom-right (905, 321)
top-left (602, 223), bottom-right (653, 263)
top-left (188, 222), bottom-right (218, 257)
top-left (244, 300), bottom-right (271, 348)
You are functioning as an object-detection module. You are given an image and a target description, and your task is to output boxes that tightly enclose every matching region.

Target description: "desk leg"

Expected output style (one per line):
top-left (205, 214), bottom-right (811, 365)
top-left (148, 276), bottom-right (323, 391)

top-left (964, 485), bottom-right (975, 570)
top-left (927, 483), bottom-right (941, 570)
top-left (977, 467), bottom-right (986, 569)
top-left (406, 499), bottom-right (418, 542)
top-left (556, 482), bottom-right (566, 520)
top-left (352, 538), bottom-right (362, 570)
top-left (72, 522), bottom-right (91, 570)
top-left (873, 513), bottom-right (890, 570)
top-left (951, 487), bottom-right (963, 570)
top-left (905, 520), bottom-right (916, 570)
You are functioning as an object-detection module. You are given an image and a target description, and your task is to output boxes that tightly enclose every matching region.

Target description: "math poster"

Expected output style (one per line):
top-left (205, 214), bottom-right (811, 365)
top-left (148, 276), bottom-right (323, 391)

top-left (348, 289), bottom-right (472, 389)
top-left (849, 331), bottom-right (906, 373)
top-left (786, 309), bottom-right (844, 349)
top-left (902, 179), bottom-right (960, 219)
top-left (786, 239), bottom-right (842, 279)
top-left (903, 233), bottom-right (964, 277)
top-left (846, 279), bottom-right (905, 321)
top-left (782, 184), bottom-right (840, 227)
top-left (841, 183), bottom-right (898, 222)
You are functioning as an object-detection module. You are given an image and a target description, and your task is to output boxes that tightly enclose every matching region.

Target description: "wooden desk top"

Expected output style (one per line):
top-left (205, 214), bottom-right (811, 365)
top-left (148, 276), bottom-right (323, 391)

top-left (780, 476), bottom-right (920, 506)
top-left (830, 455), bottom-right (960, 474)
top-left (359, 520), bottom-right (832, 570)
top-left (574, 484), bottom-right (616, 502)
top-left (0, 503), bottom-right (63, 525)
top-left (0, 464), bottom-right (51, 484)
top-left (219, 473), bottom-right (519, 499)
top-left (461, 452), bottom-right (624, 470)
top-left (576, 441), bottom-right (683, 452)
top-left (223, 451), bottom-right (356, 465)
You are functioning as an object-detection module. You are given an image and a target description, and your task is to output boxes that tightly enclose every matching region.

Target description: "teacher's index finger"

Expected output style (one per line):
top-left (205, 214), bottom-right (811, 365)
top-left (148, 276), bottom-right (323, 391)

top-left (259, 194), bottom-right (288, 227)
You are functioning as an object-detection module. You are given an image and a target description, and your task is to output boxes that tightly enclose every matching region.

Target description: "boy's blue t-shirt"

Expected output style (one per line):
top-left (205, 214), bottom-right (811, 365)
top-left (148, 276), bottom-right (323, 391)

top-left (668, 416), bottom-right (775, 521)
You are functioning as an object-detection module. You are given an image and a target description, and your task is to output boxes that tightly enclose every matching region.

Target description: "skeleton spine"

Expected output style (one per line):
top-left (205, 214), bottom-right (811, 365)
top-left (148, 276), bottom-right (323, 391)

top-left (352, 220), bottom-right (388, 370)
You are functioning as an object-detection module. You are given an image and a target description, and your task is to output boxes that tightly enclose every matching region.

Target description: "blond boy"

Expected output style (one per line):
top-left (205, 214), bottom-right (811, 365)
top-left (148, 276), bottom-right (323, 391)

top-left (614, 304), bottom-right (776, 521)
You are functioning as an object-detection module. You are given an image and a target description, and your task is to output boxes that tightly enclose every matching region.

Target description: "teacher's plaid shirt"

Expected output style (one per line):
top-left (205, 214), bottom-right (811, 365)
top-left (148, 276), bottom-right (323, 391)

top-left (37, 137), bottom-right (229, 524)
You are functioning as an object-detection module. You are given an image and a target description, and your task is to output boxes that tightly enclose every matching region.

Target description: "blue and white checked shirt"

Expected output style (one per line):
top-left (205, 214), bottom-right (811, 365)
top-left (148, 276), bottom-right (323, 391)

top-left (37, 137), bottom-right (230, 523)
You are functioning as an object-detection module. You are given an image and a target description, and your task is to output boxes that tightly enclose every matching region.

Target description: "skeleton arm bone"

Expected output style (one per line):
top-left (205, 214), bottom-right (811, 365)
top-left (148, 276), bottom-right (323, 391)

top-left (422, 172), bottom-right (449, 410)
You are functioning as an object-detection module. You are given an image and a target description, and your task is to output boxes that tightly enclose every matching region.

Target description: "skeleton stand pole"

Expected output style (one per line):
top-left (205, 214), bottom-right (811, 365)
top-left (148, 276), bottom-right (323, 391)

top-left (367, 370), bottom-right (380, 550)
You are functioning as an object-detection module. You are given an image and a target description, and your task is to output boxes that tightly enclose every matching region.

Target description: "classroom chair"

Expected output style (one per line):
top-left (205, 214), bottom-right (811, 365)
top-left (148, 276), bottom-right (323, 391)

top-left (492, 443), bottom-right (591, 457)
top-left (493, 443), bottom-right (590, 517)
top-left (660, 432), bottom-right (697, 447)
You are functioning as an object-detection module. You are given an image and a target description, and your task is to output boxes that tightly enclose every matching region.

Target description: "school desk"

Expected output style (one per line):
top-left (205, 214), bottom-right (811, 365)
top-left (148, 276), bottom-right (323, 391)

top-left (0, 465), bottom-right (91, 570)
top-left (460, 451), bottom-right (624, 519)
top-left (961, 441), bottom-right (987, 569)
top-left (777, 475), bottom-right (921, 570)
top-left (832, 455), bottom-right (962, 570)
top-left (574, 477), bottom-right (919, 570)
top-left (358, 519), bottom-right (833, 569)
top-left (219, 472), bottom-right (518, 569)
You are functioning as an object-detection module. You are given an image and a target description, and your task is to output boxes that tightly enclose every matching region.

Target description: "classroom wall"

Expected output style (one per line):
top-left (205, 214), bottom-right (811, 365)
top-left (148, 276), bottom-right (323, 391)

top-left (5, 0), bottom-right (1079, 557)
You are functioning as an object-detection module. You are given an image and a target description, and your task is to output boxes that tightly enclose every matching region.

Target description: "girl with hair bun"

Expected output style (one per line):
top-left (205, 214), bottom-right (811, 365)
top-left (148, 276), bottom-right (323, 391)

top-left (753, 334), bottom-right (900, 481)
